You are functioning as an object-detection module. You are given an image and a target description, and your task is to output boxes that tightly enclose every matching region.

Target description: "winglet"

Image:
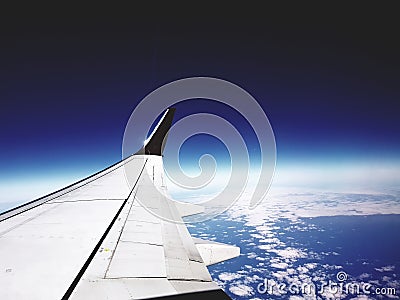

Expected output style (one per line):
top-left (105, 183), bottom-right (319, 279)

top-left (134, 108), bottom-right (176, 156)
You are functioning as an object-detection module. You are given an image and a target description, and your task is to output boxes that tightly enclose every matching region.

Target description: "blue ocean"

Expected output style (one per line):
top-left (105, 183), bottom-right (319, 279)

top-left (189, 212), bottom-right (400, 299)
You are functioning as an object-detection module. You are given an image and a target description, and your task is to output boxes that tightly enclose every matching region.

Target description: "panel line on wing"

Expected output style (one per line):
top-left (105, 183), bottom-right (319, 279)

top-left (61, 158), bottom-right (148, 300)
top-left (103, 189), bottom-right (142, 277)
top-left (0, 203), bottom-right (62, 237)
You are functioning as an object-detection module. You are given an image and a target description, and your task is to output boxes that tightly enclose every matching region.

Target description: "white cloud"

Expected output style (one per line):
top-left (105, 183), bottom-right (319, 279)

top-left (375, 265), bottom-right (395, 272)
top-left (297, 266), bottom-right (309, 274)
top-left (228, 284), bottom-right (254, 296)
top-left (218, 272), bottom-right (242, 281)
top-left (270, 248), bottom-right (307, 260)
top-left (304, 263), bottom-right (318, 270)
top-left (271, 262), bottom-right (289, 269)
top-left (226, 188), bottom-right (400, 222)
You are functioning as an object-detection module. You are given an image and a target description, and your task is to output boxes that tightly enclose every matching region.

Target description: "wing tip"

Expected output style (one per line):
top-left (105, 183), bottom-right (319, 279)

top-left (134, 108), bottom-right (176, 156)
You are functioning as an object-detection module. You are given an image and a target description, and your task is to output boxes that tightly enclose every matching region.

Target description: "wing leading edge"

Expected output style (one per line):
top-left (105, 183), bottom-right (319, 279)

top-left (0, 108), bottom-right (239, 300)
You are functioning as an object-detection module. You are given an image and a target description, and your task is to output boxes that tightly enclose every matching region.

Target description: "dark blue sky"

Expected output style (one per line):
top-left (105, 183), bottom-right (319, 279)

top-left (1, 5), bottom-right (399, 199)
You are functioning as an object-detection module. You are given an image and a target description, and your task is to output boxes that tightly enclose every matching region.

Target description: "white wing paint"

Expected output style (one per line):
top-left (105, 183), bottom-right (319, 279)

top-left (0, 108), bottom-right (239, 300)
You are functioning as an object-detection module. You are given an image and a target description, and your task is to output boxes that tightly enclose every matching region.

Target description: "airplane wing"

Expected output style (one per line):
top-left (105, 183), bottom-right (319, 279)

top-left (0, 108), bottom-right (239, 300)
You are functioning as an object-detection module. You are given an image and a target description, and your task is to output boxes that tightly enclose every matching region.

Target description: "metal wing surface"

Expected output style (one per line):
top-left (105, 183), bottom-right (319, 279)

top-left (0, 108), bottom-right (239, 300)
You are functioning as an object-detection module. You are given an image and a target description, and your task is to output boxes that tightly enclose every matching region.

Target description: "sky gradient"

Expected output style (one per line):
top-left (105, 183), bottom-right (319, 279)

top-left (1, 5), bottom-right (399, 209)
